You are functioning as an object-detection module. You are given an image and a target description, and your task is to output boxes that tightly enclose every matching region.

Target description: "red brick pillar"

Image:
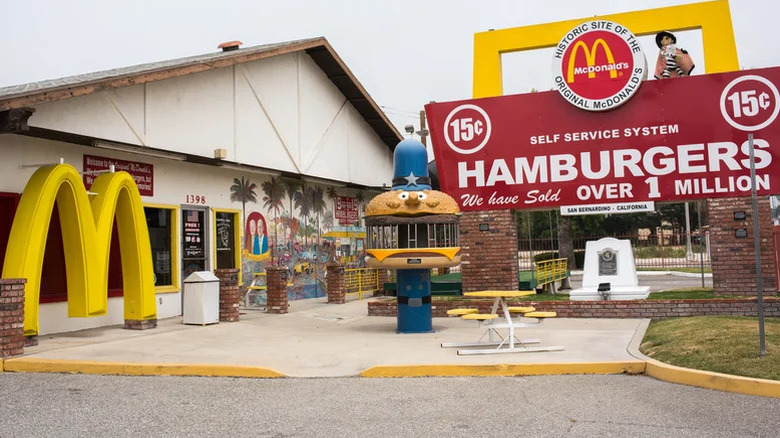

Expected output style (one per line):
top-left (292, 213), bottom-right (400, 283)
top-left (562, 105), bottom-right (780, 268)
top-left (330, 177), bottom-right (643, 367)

top-left (708, 196), bottom-right (777, 295)
top-left (326, 263), bottom-right (346, 304)
top-left (460, 210), bottom-right (519, 293)
top-left (215, 268), bottom-right (241, 322)
top-left (266, 266), bottom-right (289, 314)
top-left (0, 279), bottom-right (26, 358)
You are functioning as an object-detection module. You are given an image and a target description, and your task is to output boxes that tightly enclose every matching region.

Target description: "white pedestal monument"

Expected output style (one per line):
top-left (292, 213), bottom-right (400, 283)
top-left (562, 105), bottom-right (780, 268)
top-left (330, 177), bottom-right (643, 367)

top-left (570, 237), bottom-right (650, 301)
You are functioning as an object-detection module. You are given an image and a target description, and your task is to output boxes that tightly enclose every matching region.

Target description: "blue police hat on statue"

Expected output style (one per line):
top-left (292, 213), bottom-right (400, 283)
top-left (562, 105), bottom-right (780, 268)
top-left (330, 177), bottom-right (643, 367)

top-left (392, 139), bottom-right (431, 190)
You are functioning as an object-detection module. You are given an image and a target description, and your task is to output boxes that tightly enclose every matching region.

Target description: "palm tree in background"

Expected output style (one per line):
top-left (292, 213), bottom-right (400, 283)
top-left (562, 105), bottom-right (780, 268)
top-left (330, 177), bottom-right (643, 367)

top-left (282, 178), bottom-right (302, 247)
top-left (230, 177), bottom-right (258, 224)
top-left (261, 177), bottom-right (285, 251)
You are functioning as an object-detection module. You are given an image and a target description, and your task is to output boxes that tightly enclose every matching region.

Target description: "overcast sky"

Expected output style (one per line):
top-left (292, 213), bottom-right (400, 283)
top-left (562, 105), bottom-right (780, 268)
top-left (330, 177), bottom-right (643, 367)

top-left (3, 0), bottom-right (776, 140)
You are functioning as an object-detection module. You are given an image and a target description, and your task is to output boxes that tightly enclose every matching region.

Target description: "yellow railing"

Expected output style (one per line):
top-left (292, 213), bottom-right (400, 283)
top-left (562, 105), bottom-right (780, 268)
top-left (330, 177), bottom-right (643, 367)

top-left (344, 268), bottom-right (381, 299)
top-left (245, 272), bottom-right (267, 308)
top-left (535, 258), bottom-right (568, 291)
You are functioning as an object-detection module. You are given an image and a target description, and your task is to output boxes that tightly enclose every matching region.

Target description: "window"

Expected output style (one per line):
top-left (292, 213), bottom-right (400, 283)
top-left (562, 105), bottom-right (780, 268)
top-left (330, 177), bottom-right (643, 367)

top-left (214, 210), bottom-right (240, 269)
top-left (144, 206), bottom-right (178, 289)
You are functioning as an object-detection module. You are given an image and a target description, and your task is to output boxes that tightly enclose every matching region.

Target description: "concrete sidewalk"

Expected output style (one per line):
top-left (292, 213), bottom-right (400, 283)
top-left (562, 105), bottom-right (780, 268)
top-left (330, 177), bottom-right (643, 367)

top-left (4, 297), bottom-right (644, 378)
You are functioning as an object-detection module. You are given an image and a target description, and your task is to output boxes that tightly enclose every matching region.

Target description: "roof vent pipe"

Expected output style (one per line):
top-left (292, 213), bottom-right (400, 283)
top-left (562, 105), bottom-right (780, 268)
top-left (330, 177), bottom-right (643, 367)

top-left (218, 41), bottom-right (243, 52)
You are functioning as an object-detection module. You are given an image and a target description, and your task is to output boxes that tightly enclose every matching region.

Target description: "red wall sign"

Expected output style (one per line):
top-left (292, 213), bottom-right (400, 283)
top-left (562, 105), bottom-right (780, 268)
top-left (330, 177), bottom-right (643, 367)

top-left (426, 67), bottom-right (780, 212)
top-left (334, 196), bottom-right (359, 224)
top-left (83, 154), bottom-right (154, 196)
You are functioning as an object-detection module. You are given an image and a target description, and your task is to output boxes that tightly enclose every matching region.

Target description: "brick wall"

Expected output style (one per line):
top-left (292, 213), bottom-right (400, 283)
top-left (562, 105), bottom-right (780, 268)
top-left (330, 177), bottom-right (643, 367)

top-left (708, 196), bottom-right (777, 295)
top-left (460, 210), bottom-right (518, 292)
top-left (215, 268), bottom-right (240, 322)
top-left (367, 297), bottom-right (780, 319)
top-left (0, 279), bottom-right (26, 357)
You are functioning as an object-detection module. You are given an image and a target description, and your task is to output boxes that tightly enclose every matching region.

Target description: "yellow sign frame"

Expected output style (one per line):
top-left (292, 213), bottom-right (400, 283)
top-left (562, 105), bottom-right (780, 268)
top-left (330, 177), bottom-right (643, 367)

top-left (473, 0), bottom-right (738, 98)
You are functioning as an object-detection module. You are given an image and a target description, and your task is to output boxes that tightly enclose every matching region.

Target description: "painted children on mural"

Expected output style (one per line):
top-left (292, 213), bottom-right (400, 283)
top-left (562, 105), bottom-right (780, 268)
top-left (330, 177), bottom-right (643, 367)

top-left (654, 31), bottom-right (695, 79)
top-left (245, 211), bottom-right (269, 255)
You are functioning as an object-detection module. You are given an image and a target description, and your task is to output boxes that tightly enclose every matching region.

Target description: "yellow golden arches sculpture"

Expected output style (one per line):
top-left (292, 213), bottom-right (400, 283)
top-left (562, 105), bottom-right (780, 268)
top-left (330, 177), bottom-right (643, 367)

top-left (1, 164), bottom-right (156, 336)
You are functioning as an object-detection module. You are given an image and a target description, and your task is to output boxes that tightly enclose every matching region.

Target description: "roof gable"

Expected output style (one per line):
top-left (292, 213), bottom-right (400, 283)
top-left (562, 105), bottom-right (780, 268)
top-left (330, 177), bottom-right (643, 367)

top-left (0, 37), bottom-right (401, 150)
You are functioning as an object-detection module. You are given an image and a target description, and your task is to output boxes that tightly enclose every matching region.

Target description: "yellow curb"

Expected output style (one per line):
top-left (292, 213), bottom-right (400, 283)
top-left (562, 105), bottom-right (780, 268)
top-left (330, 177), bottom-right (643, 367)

top-left (3, 357), bottom-right (285, 378)
top-left (644, 358), bottom-right (780, 399)
top-left (360, 361), bottom-right (646, 378)
top-left (0, 357), bottom-right (4, 373)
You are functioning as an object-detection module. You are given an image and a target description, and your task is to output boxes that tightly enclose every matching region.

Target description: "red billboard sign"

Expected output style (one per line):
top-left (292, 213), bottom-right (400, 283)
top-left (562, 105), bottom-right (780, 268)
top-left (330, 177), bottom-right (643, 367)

top-left (426, 67), bottom-right (780, 212)
top-left (334, 196), bottom-right (359, 225)
top-left (83, 154), bottom-right (154, 196)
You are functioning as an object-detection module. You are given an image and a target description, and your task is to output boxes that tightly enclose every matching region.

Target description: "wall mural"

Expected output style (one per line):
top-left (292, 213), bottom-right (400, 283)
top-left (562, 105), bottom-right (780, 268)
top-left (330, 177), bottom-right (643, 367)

top-left (244, 211), bottom-right (270, 260)
top-left (229, 175), bottom-right (373, 306)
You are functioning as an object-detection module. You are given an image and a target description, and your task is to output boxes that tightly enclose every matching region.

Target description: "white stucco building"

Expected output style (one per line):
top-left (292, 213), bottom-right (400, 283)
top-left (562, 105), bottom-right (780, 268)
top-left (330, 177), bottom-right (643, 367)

top-left (0, 38), bottom-right (401, 335)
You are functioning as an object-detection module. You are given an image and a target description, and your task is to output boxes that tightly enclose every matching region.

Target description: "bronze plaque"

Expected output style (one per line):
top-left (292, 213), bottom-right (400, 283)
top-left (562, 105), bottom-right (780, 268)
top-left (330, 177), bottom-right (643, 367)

top-left (598, 249), bottom-right (618, 276)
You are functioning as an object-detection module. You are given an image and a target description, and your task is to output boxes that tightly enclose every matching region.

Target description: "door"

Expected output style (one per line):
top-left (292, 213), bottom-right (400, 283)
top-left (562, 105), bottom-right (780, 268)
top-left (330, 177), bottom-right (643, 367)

top-left (182, 207), bottom-right (209, 279)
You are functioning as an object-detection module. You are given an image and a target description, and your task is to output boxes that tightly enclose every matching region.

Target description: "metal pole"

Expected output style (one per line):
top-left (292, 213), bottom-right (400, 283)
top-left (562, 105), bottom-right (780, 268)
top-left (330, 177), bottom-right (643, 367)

top-left (527, 211), bottom-right (534, 269)
top-left (748, 134), bottom-right (766, 357)
top-left (696, 201), bottom-right (705, 288)
top-left (684, 202), bottom-right (693, 260)
top-left (419, 110), bottom-right (427, 147)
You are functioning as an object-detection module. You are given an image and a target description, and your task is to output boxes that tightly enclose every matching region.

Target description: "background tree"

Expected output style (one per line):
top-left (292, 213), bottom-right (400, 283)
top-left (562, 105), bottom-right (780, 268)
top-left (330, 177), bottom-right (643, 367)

top-left (229, 177), bottom-right (258, 224)
top-left (558, 215), bottom-right (576, 270)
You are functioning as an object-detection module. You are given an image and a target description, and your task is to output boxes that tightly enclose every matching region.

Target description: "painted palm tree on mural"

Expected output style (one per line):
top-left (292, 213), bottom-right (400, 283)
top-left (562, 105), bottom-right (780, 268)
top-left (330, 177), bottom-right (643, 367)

top-left (282, 178), bottom-right (302, 247)
top-left (326, 186), bottom-right (338, 202)
top-left (322, 209), bottom-right (334, 231)
top-left (354, 189), bottom-right (366, 228)
top-left (261, 177), bottom-right (285, 253)
top-left (294, 185), bottom-right (314, 246)
top-left (311, 186), bottom-right (327, 245)
top-left (230, 176), bottom-right (258, 224)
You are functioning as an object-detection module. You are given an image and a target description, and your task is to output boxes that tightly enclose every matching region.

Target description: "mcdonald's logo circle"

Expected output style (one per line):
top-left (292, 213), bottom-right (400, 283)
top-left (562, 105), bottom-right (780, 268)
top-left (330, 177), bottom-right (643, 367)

top-left (552, 20), bottom-right (647, 111)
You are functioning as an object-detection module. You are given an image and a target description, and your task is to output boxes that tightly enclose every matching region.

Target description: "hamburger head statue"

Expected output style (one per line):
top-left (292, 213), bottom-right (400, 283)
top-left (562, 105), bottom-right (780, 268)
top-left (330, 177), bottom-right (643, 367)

top-left (365, 139), bottom-right (460, 333)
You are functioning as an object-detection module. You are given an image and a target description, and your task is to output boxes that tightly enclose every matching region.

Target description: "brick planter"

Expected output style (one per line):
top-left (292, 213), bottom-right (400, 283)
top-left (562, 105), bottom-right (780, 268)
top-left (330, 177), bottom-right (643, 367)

top-left (215, 268), bottom-right (241, 322)
top-left (0, 279), bottom-right (26, 358)
top-left (266, 266), bottom-right (289, 314)
top-left (367, 297), bottom-right (780, 319)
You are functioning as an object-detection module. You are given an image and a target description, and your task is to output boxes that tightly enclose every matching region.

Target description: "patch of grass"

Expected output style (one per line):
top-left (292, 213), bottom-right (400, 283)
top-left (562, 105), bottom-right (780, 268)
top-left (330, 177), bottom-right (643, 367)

top-left (648, 288), bottom-right (714, 300)
top-left (641, 316), bottom-right (780, 381)
top-left (638, 267), bottom-right (712, 274)
top-left (648, 288), bottom-right (759, 300)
